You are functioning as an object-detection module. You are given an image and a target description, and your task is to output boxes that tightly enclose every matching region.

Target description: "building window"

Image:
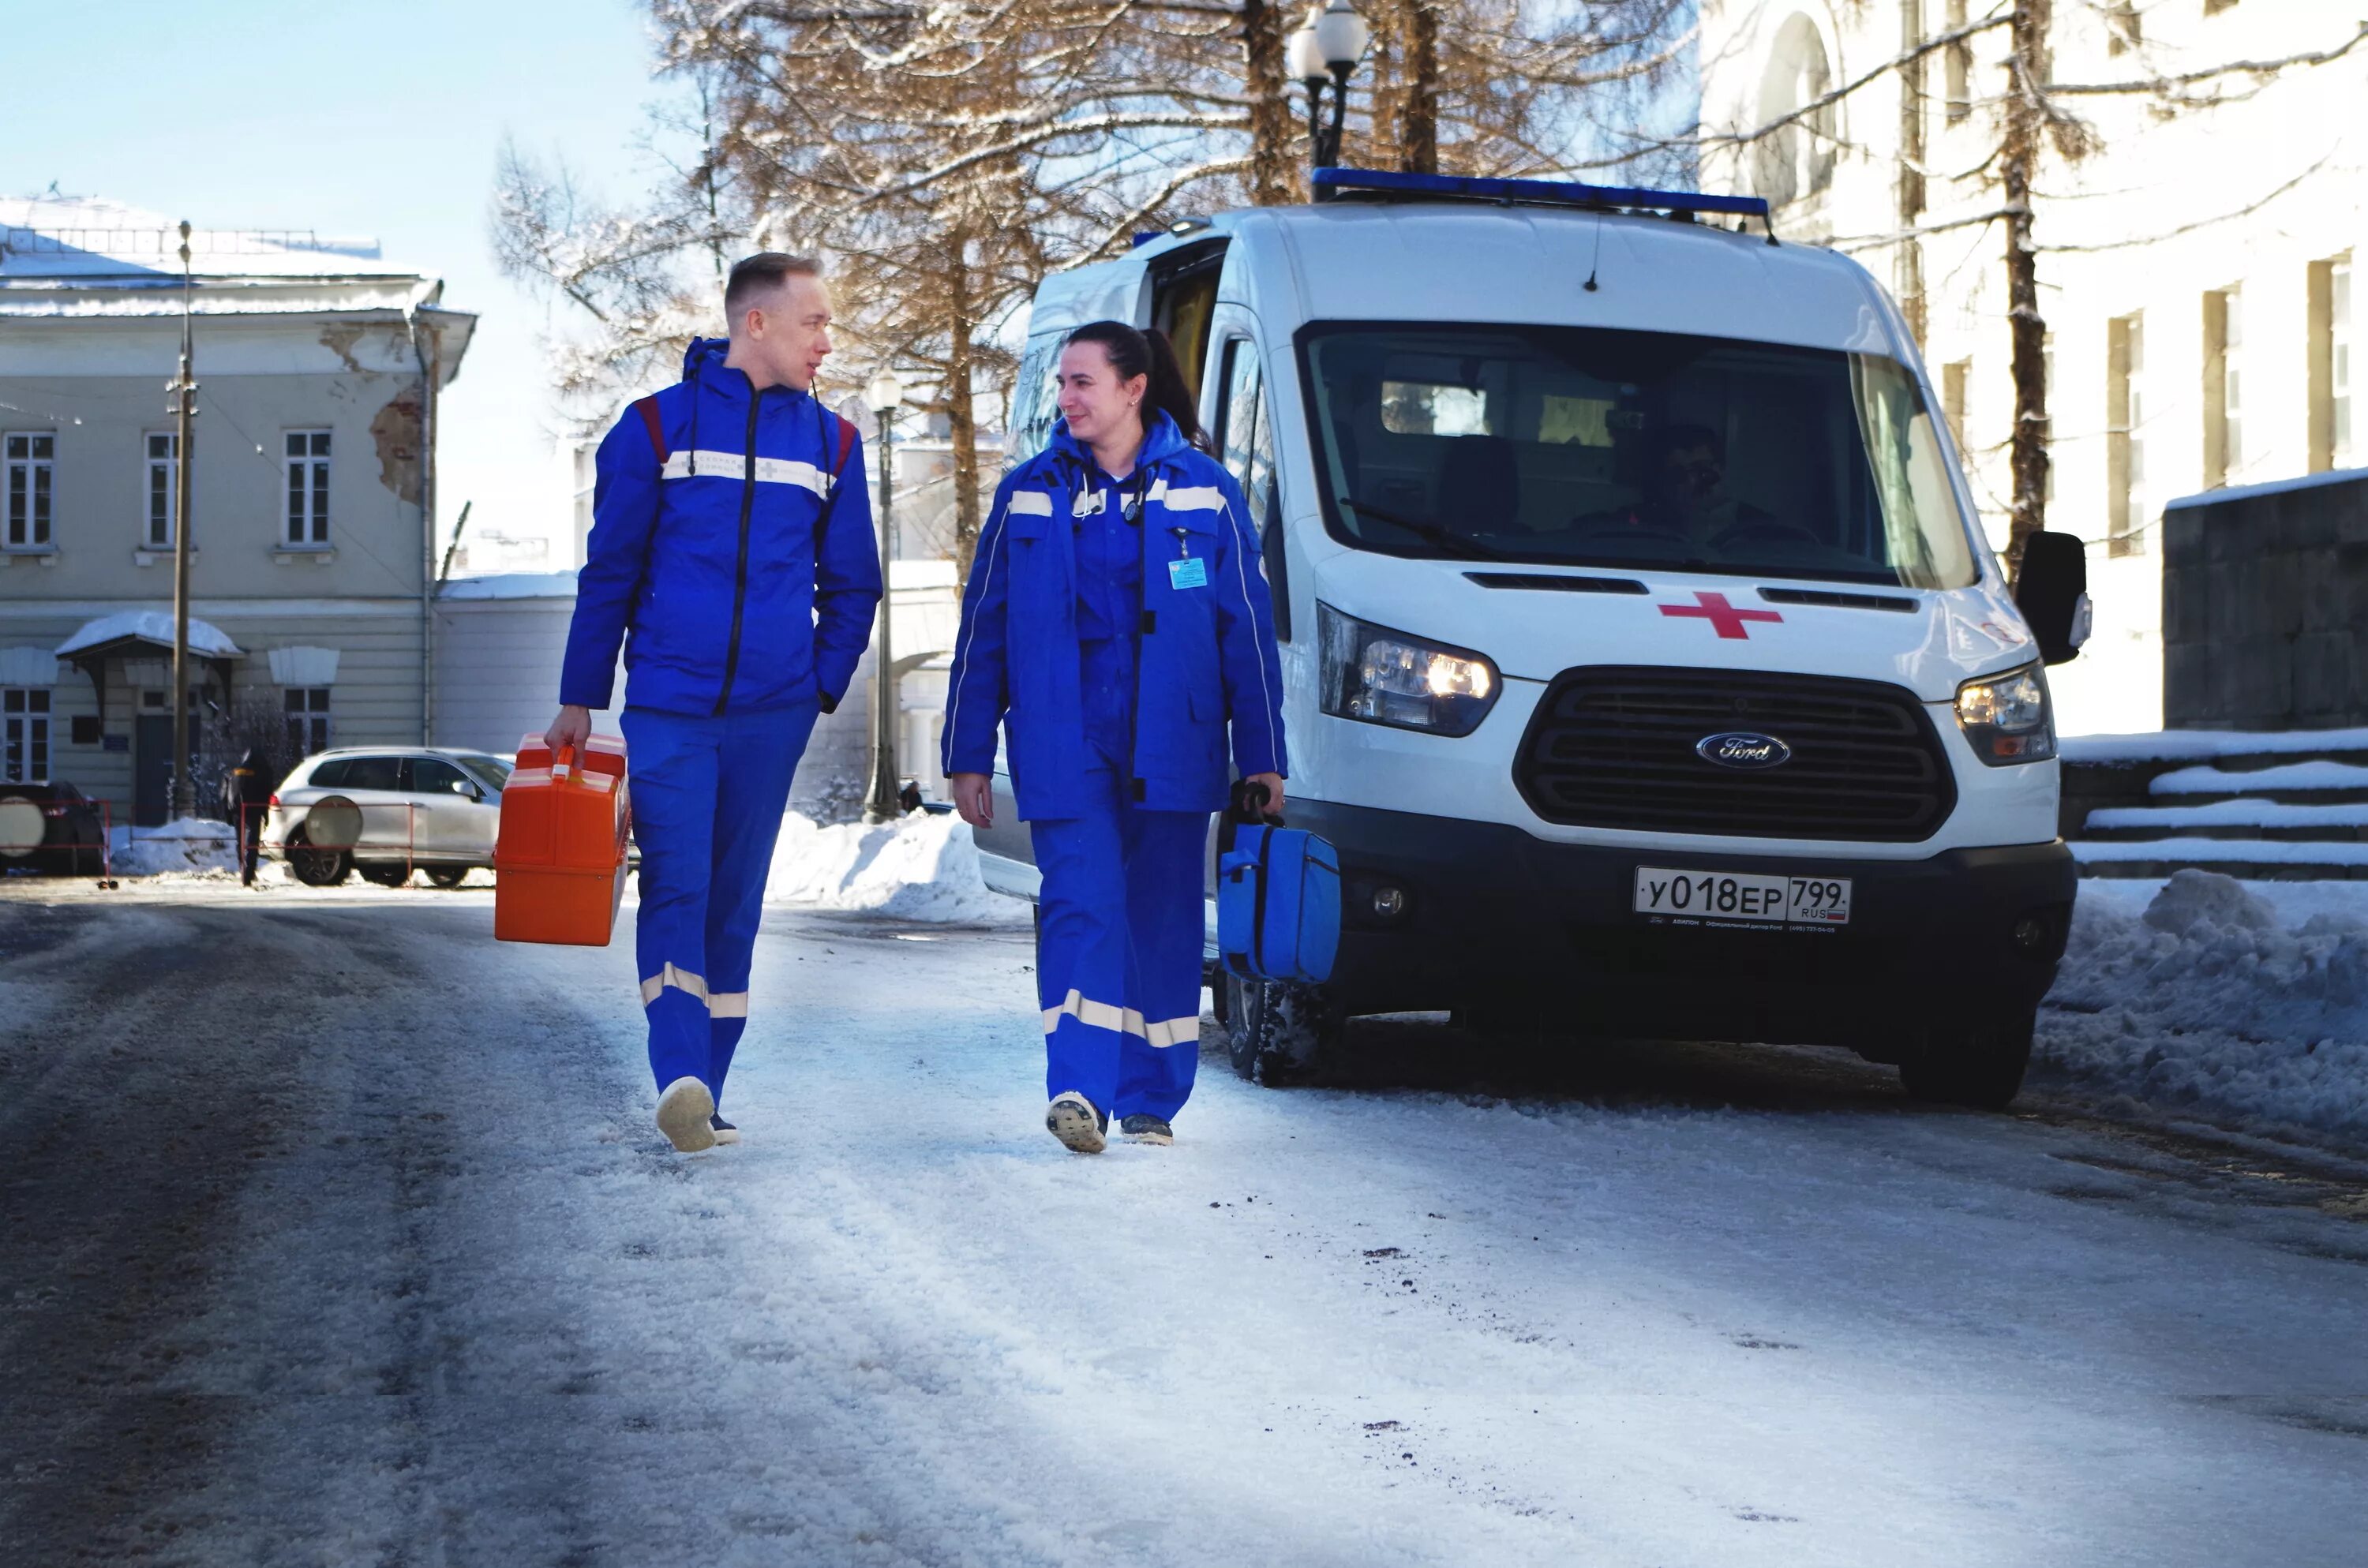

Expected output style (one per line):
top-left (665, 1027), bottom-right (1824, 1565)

top-left (285, 687), bottom-right (332, 755)
top-left (4, 433), bottom-right (54, 551)
top-left (1755, 14), bottom-right (1838, 207)
top-left (1944, 0), bottom-right (1972, 123)
top-left (2310, 256), bottom-right (2353, 473)
top-left (147, 432), bottom-right (179, 548)
top-left (2205, 287), bottom-right (2242, 487)
top-left (2107, 315), bottom-right (2145, 557)
top-left (3, 689), bottom-right (50, 784)
top-left (285, 429), bottom-right (331, 545)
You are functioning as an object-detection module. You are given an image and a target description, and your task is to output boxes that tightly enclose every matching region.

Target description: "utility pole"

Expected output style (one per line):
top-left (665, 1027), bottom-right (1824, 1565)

top-left (862, 370), bottom-right (903, 823)
top-left (167, 219), bottom-right (198, 820)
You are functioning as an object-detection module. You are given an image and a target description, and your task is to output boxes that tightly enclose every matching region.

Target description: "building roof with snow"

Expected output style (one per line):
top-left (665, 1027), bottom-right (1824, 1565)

top-left (0, 193), bottom-right (474, 346)
top-left (54, 611), bottom-right (243, 661)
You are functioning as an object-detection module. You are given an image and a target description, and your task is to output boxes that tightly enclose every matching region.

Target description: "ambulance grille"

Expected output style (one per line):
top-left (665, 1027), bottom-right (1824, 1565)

top-left (1515, 667), bottom-right (1957, 842)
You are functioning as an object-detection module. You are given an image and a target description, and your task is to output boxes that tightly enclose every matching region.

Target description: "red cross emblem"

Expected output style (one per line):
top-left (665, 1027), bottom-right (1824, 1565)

top-left (1658, 590), bottom-right (1782, 639)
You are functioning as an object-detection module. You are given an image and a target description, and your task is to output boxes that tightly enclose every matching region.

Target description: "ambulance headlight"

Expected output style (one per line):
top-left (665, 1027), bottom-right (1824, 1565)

top-left (1955, 664), bottom-right (2056, 765)
top-left (1318, 604), bottom-right (1500, 736)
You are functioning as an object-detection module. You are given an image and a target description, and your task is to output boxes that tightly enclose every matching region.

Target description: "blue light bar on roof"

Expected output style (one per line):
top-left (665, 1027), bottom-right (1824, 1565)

top-left (1312, 167), bottom-right (1771, 222)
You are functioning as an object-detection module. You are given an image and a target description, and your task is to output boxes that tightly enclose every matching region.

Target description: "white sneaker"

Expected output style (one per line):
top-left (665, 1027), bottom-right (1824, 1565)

top-left (709, 1113), bottom-right (740, 1146)
top-left (1045, 1091), bottom-right (1107, 1154)
top-left (656, 1076), bottom-right (718, 1152)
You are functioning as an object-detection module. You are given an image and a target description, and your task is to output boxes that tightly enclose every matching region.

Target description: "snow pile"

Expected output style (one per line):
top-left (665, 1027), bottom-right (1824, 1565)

top-left (764, 809), bottom-right (1021, 922)
top-left (2041, 869), bottom-right (2368, 1141)
top-left (109, 818), bottom-right (239, 877)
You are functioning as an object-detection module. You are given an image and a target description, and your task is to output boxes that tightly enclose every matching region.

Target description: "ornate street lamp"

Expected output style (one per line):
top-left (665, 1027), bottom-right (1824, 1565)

top-left (861, 367), bottom-right (905, 824)
top-left (1288, 0), bottom-right (1371, 187)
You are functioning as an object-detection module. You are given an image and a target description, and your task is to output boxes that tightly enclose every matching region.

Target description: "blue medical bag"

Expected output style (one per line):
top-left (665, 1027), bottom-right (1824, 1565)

top-left (1217, 782), bottom-right (1341, 985)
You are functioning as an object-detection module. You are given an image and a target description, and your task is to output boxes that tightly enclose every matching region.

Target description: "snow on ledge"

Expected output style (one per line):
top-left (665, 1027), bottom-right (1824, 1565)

top-left (2073, 838), bottom-right (2368, 866)
top-left (56, 610), bottom-right (242, 660)
top-left (2151, 760), bottom-right (2368, 795)
top-left (2062, 727), bottom-right (2368, 764)
top-left (2161, 465), bottom-right (2368, 512)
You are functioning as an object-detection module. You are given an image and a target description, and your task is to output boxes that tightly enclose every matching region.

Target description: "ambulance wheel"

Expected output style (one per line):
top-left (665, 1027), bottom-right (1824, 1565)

top-left (286, 831), bottom-right (350, 887)
top-left (1224, 974), bottom-right (1343, 1086)
top-left (423, 866), bottom-right (470, 889)
top-left (358, 863), bottom-right (414, 889)
top-left (1898, 1010), bottom-right (2034, 1110)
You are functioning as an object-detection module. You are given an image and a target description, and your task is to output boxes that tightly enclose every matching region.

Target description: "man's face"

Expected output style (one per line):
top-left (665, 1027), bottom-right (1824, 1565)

top-left (1662, 441), bottom-right (1725, 511)
top-left (736, 275), bottom-right (834, 391)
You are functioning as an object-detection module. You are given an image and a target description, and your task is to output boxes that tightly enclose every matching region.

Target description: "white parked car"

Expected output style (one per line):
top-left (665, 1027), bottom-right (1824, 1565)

top-left (267, 747), bottom-right (511, 888)
top-left (980, 167), bottom-right (2093, 1109)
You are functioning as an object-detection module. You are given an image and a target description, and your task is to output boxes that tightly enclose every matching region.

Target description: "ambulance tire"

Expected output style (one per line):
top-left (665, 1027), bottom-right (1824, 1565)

top-left (1223, 973), bottom-right (1343, 1087)
top-left (285, 830), bottom-right (350, 888)
top-left (1898, 1009), bottom-right (2034, 1111)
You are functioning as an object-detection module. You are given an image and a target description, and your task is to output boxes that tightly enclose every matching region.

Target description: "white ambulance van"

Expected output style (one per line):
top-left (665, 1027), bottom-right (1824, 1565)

top-left (972, 168), bottom-right (2090, 1109)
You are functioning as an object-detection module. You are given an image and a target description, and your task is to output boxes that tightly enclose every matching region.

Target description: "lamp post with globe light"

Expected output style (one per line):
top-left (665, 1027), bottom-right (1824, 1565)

top-left (862, 367), bottom-right (904, 824)
top-left (1288, 0), bottom-right (1371, 189)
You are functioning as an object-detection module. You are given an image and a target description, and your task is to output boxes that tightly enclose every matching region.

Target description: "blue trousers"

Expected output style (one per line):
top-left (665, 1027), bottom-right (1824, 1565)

top-left (620, 702), bottom-right (819, 1106)
top-left (1031, 765), bottom-right (1208, 1122)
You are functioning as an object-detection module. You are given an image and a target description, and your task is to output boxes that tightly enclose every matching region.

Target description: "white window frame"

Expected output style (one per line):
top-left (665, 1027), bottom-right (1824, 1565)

top-left (284, 428), bottom-right (332, 546)
top-left (5, 432), bottom-right (55, 551)
top-left (146, 431), bottom-right (179, 548)
top-left (2335, 260), bottom-right (2354, 470)
top-left (285, 687), bottom-right (332, 755)
top-left (2224, 287), bottom-right (2244, 476)
top-left (2, 687), bottom-right (51, 784)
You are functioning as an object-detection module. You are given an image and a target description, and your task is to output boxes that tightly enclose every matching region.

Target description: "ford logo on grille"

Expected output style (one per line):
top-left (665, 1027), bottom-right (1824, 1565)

top-left (1697, 731), bottom-right (1793, 769)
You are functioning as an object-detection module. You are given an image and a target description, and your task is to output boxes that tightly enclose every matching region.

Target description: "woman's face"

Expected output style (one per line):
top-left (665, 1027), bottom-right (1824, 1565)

top-left (1056, 341), bottom-right (1145, 447)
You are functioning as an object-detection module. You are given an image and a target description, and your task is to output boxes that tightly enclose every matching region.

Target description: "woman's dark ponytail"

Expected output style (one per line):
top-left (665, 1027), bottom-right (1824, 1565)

top-left (1066, 320), bottom-right (1210, 451)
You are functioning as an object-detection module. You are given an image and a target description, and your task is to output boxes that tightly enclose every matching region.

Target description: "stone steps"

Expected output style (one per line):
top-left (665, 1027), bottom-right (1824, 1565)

top-left (2063, 735), bottom-right (2368, 880)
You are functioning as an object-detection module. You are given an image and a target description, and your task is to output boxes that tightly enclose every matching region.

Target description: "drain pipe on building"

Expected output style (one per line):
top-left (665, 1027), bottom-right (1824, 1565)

top-left (406, 304), bottom-right (439, 747)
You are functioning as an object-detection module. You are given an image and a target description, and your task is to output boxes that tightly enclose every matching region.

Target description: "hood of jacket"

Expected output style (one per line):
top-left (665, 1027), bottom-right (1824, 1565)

top-left (681, 335), bottom-right (732, 383)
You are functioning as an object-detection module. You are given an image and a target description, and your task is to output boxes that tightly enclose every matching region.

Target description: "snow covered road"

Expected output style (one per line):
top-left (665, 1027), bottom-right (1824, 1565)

top-left (3, 885), bottom-right (2364, 1566)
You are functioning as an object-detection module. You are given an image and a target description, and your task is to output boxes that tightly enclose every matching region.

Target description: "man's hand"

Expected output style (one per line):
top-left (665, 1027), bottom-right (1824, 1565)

top-left (545, 705), bottom-right (592, 758)
top-left (1243, 772), bottom-right (1286, 817)
top-left (949, 772), bottom-right (995, 830)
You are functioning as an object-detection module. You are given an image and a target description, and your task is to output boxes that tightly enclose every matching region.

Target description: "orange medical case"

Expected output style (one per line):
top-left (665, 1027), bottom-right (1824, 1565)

top-left (494, 732), bottom-right (631, 945)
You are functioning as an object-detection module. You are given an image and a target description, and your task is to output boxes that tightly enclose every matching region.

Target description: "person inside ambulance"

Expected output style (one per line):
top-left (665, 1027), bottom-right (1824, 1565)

top-left (942, 320), bottom-right (1287, 1154)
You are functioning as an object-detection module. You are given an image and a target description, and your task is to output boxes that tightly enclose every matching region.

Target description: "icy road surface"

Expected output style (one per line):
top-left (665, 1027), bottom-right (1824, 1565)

top-left (2, 885), bottom-right (2364, 1567)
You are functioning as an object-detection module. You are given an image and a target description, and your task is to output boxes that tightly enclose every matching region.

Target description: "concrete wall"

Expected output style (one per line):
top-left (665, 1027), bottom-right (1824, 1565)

top-left (2163, 473), bottom-right (2368, 730)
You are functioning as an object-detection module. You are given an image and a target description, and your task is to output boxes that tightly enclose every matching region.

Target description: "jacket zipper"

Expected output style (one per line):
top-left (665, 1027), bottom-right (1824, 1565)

top-left (713, 391), bottom-right (762, 715)
top-left (1126, 467), bottom-right (1148, 803)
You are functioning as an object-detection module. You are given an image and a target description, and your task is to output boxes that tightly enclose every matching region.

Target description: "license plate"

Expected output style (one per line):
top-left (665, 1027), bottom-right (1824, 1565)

top-left (1632, 867), bottom-right (1853, 927)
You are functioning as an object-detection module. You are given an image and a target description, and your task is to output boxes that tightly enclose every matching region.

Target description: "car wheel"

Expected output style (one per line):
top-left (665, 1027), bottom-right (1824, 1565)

top-left (1899, 1010), bottom-right (2034, 1110)
top-left (422, 866), bottom-right (470, 889)
top-left (1223, 971), bottom-right (1343, 1086)
top-left (286, 829), bottom-right (351, 888)
top-left (358, 863), bottom-right (414, 889)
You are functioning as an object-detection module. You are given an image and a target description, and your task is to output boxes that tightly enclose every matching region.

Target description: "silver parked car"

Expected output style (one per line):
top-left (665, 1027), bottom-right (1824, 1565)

top-left (267, 747), bottom-right (511, 888)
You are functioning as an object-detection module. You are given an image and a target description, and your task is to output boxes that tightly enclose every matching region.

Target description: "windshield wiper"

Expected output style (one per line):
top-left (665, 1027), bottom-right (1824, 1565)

top-left (1337, 496), bottom-right (1512, 560)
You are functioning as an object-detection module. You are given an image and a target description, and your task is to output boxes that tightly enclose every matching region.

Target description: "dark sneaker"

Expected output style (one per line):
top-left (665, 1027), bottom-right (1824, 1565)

top-left (655, 1076), bottom-right (718, 1153)
top-left (1119, 1114), bottom-right (1173, 1145)
top-left (1045, 1092), bottom-right (1107, 1154)
top-left (710, 1113), bottom-right (740, 1146)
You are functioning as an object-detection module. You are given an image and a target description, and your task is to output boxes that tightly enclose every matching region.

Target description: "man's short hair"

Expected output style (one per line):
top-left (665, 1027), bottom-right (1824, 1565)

top-left (725, 253), bottom-right (822, 324)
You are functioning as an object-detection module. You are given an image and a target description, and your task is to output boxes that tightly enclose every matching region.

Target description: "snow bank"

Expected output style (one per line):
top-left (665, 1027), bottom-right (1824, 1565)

top-left (2042, 870), bottom-right (2368, 1142)
top-left (109, 818), bottom-right (239, 877)
top-left (764, 810), bottom-right (1022, 923)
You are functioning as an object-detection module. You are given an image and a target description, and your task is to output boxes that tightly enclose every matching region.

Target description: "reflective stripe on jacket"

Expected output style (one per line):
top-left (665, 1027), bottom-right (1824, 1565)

top-left (942, 412), bottom-right (1287, 820)
top-left (560, 338), bottom-right (882, 717)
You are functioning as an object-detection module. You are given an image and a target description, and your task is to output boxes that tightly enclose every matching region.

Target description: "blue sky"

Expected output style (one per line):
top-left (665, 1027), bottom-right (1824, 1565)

top-left (9, 0), bottom-right (677, 562)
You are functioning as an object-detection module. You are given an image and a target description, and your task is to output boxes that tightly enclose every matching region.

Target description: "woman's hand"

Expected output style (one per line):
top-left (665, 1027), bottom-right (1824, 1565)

top-left (950, 772), bottom-right (995, 830)
top-left (1243, 772), bottom-right (1286, 817)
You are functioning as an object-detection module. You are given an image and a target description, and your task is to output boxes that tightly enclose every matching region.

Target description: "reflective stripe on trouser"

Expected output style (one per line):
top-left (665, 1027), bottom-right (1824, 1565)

top-left (1029, 764), bottom-right (1208, 1122)
top-left (620, 701), bottom-right (820, 1106)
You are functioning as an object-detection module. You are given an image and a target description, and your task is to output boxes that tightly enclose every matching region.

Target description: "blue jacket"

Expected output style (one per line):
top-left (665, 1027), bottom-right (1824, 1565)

top-left (560, 339), bottom-right (882, 717)
top-left (942, 414), bottom-right (1287, 820)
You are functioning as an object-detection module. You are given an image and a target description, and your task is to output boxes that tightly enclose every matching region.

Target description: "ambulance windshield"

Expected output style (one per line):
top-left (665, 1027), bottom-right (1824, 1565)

top-left (1302, 323), bottom-right (1980, 590)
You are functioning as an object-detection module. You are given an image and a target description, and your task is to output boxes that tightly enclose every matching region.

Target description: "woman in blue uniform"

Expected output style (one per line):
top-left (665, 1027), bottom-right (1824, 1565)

top-left (943, 321), bottom-right (1287, 1154)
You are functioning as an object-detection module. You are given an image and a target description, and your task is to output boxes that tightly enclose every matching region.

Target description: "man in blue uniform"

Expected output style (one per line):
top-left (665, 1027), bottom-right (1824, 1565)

top-left (549, 253), bottom-right (881, 1154)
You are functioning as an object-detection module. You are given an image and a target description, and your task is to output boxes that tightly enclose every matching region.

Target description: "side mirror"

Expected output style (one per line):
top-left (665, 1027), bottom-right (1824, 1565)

top-left (2014, 530), bottom-right (2091, 666)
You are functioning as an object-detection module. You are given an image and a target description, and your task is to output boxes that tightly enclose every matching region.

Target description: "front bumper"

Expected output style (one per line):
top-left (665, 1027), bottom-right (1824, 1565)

top-left (1288, 799), bottom-right (2075, 1053)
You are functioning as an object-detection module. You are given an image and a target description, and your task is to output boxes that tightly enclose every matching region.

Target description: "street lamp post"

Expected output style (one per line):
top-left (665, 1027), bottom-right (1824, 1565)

top-left (861, 368), bottom-right (905, 825)
top-left (1288, 0), bottom-right (1371, 189)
